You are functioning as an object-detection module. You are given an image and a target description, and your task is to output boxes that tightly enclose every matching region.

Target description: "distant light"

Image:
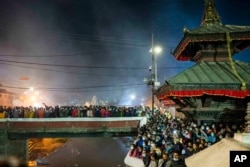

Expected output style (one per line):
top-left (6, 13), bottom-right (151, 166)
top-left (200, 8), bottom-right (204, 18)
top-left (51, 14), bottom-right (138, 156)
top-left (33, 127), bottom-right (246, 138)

top-left (34, 102), bottom-right (42, 108)
top-left (85, 101), bottom-right (90, 107)
top-left (35, 91), bottom-right (39, 96)
top-left (149, 46), bottom-right (162, 54)
top-left (31, 96), bottom-right (36, 101)
top-left (30, 87), bottom-right (34, 91)
top-left (20, 76), bottom-right (29, 81)
top-left (154, 46), bottom-right (162, 54)
top-left (130, 94), bottom-right (136, 100)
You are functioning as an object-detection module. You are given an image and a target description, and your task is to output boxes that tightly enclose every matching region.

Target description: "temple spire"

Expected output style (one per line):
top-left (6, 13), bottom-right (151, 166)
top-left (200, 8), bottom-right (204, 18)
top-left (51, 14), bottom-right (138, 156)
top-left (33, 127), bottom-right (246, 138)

top-left (201, 0), bottom-right (222, 26)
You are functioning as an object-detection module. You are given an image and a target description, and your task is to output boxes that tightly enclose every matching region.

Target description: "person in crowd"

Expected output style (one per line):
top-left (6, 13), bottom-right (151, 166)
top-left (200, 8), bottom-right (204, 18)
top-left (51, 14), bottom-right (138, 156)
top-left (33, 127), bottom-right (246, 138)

top-left (198, 142), bottom-right (205, 151)
top-left (166, 150), bottom-right (187, 167)
top-left (136, 135), bottom-right (144, 147)
top-left (105, 107), bottom-right (111, 117)
top-left (158, 152), bottom-right (170, 167)
top-left (72, 107), bottom-right (78, 117)
top-left (100, 107), bottom-right (106, 117)
top-left (181, 141), bottom-right (193, 158)
top-left (54, 105), bottom-right (60, 117)
top-left (192, 142), bottom-right (200, 154)
top-left (37, 107), bottom-right (44, 118)
top-left (129, 144), bottom-right (139, 157)
top-left (82, 106), bottom-right (87, 117)
top-left (94, 106), bottom-right (101, 117)
top-left (143, 140), bottom-right (150, 152)
top-left (86, 107), bottom-right (93, 117)
top-left (207, 131), bottom-right (216, 144)
top-left (142, 148), bottom-right (151, 167)
top-left (136, 145), bottom-right (143, 158)
top-left (154, 144), bottom-right (162, 159)
top-left (13, 107), bottom-right (19, 118)
top-left (148, 152), bottom-right (159, 167)
top-left (172, 138), bottom-right (183, 153)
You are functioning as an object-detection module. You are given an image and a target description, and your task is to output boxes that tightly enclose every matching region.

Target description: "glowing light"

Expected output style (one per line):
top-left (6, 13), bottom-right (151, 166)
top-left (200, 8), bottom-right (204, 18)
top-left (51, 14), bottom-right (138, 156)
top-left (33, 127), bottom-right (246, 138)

top-left (149, 46), bottom-right (162, 54)
top-left (154, 46), bottom-right (162, 54)
top-left (20, 87), bottom-right (45, 106)
top-left (31, 96), bottom-right (36, 101)
top-left (130, 94), bottom-right (136, 100)
top-left (85, 101), bottom-right (90, 107)
top-left (33, 102), bottom-right (42, 108)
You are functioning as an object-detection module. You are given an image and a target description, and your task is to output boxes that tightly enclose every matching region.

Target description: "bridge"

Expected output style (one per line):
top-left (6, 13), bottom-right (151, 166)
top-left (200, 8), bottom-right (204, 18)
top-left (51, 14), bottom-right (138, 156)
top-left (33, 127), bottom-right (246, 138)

top-left (0, 117), bottom-right (147, 162)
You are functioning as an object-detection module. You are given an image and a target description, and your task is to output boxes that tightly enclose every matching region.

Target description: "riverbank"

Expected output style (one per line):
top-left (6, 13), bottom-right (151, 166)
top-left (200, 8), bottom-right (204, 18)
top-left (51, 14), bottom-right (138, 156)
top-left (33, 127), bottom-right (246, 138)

top-left (29, 138), bottom-right (68, 160)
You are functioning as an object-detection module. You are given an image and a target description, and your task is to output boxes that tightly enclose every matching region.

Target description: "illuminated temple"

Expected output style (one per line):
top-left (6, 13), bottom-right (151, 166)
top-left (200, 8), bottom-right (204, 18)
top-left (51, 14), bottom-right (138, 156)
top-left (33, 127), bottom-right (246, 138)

top-left (124, 1), bottom-right (250, 166)
top-left (155, 0), bottom-right (250, 132)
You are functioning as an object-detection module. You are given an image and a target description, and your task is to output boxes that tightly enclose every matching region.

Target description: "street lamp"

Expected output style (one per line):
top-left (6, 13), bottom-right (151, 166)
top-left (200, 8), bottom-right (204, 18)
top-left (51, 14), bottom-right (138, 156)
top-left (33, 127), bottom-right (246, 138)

top-left (150, 46), bottom-right (162, 85)
top-left (149, 34), bottom-right (162, 114)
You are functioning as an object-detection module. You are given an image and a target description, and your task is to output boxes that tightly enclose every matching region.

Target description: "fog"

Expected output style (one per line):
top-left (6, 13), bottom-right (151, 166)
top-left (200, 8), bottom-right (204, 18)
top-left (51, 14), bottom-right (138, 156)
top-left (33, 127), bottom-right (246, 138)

top-left (0, 0), bottom-right (249, 106)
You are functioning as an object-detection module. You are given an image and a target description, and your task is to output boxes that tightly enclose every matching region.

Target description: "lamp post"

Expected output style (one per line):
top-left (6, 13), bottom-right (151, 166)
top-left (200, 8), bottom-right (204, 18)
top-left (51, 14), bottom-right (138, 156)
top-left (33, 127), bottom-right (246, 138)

top-left (150, 34), bottom-right (162, 114)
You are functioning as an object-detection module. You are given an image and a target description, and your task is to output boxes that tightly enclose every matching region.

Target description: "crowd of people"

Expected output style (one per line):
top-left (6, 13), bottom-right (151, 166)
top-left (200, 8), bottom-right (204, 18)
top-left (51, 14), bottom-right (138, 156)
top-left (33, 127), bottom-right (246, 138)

top-left (0, 105), bottom-right (148, 118)
top-left (128, 109), bottom-right (246, 167)
top-left (0, 104), bottom-right (246, 167)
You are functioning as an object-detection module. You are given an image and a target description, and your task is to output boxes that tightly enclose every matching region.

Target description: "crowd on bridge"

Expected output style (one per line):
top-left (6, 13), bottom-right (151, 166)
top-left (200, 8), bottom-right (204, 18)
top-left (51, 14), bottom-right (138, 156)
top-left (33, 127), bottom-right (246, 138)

top-left (0, 105), bottom-right (147, 118)
top-left (128, 109), bottom-right (246, 167)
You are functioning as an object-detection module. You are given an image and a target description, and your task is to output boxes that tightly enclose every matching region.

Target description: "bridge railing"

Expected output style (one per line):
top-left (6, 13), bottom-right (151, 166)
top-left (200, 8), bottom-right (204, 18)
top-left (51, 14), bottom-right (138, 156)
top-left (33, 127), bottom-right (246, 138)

top-left (0, 117), bottom-right (147, 139)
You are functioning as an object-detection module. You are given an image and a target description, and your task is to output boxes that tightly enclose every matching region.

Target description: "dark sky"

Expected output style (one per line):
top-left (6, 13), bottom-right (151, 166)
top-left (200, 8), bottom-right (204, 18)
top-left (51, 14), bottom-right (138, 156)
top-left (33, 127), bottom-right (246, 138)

top-left (0, 0), bottom-right (250, 106)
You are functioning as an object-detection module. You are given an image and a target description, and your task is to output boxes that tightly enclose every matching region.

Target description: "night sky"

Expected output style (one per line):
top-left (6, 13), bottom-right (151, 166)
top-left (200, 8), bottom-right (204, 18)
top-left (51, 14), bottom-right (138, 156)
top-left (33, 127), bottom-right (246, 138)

top-left (0, 0), bottom-right (250, 106)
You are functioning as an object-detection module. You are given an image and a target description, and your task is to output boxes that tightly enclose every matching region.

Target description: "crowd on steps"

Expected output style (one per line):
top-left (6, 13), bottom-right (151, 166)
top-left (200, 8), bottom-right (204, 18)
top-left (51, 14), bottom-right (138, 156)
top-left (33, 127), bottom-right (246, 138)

top-left (128, 109), bottom-right (245, 167)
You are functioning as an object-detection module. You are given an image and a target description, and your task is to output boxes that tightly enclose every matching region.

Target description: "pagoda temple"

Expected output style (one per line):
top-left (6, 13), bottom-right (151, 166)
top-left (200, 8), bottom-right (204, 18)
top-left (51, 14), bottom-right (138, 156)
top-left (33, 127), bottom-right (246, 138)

top-left (155, 0), bottom-right (250, 132)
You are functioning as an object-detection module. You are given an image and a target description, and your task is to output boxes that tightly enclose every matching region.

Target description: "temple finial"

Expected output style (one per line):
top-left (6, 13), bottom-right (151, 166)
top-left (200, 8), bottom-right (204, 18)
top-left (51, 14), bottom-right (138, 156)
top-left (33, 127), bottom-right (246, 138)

top-left (201, 0), bottom-right (222, 26)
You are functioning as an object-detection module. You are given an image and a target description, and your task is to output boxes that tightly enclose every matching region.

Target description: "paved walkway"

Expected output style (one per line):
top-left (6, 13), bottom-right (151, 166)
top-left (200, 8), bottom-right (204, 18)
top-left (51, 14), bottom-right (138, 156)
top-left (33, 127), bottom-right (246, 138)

top-left (185, 138), bottom-right (250, 167)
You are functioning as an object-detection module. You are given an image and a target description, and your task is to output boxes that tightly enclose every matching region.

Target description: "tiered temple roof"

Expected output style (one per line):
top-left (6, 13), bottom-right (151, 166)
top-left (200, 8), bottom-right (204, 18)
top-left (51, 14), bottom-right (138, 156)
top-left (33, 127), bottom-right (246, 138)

top-left (156, 0), bottom-right (250, 100)
top-left (174, 0), bottom-right (250, 62)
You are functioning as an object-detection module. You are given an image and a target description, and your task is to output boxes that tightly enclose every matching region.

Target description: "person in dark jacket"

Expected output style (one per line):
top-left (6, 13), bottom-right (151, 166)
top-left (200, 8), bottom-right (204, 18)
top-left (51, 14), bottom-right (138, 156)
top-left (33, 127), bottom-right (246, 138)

top-left (166, 150), bottom-right (187, 167)
top-left (142, 148), bottom-right (151, 167)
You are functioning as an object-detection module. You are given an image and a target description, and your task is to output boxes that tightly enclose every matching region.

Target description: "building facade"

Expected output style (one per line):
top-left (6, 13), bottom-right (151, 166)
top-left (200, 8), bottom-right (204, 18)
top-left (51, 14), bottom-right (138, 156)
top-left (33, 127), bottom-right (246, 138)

top-left (0, 88), bottom-right (14, 107)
